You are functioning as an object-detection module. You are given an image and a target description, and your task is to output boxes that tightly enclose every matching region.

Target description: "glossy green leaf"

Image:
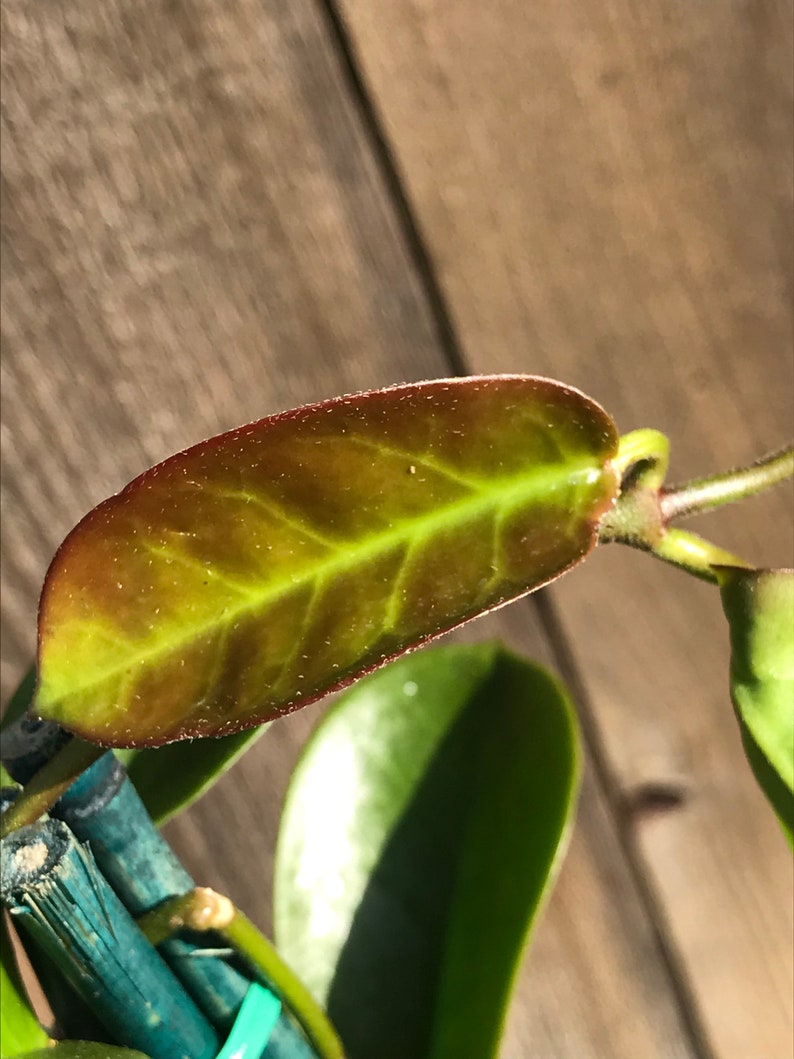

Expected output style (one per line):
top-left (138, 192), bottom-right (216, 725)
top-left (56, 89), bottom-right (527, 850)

top-left (35, 376), bottom-right (617, 746)
top-left (273, 642), bottom-right (580, 1059)
top-left (1, 915), bottom-right (49, 1058)
top-left (717, 566), bottom-right (794, 842)
top-left (123, 723), bottom-right (270, 824)
top-left (15, 1045), bottom-right (149, 1059)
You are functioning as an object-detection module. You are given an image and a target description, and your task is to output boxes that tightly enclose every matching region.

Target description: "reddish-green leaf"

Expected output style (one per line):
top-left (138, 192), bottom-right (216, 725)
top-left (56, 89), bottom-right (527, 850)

top-left (35, 376), bottom-right (618, 746)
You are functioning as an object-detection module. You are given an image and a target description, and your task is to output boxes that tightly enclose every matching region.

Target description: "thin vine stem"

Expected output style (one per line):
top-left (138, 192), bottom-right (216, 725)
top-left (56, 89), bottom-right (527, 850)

top-left (649, 528), bottom-right (752, 583)
top-left (660, 444), bottom-right (794, 524)
top-left (600, 429), bottom-right (781, 582)
top-left (0, 738), bottom-right (104, 838)
top-left (138, 888), bottom-right (345, 1059)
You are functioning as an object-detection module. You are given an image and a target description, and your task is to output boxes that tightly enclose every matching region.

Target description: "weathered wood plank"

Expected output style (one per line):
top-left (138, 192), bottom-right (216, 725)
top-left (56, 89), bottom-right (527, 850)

top-left (0, 0), bottom-right (755, 1054)
top-left (330, 2), bottom-right (794, 1056)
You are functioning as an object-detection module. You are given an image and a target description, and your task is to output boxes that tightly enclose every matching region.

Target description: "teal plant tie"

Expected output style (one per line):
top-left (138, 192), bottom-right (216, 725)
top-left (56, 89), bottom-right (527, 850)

top-left (214, 981), bottom-right (281, 1058)
top-left (213, 981), bottom-right (320, 1058)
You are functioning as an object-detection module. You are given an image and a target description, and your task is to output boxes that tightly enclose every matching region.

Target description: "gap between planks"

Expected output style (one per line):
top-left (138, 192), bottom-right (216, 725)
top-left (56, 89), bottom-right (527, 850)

top-left (314, 2), bottom-right (715, 1055)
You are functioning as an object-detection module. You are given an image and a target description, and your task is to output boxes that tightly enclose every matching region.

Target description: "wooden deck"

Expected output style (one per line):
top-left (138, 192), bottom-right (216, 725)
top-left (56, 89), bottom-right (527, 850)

top-left (2, 2), bottom-right (792, 1056)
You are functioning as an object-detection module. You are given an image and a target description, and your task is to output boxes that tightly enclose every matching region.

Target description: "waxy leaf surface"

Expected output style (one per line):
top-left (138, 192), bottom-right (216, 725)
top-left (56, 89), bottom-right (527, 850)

top-left (35, 376), bottom-right (617, 745)
top-left (717, 566), bottom-right (794, 842)
top-left (273, 643), bottom-right (580, 1059)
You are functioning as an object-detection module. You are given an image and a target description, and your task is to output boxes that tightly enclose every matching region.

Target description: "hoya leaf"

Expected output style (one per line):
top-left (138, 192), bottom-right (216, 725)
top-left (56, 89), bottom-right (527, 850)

top-left (123, 724), bottom-right (271, 824)
top-left (1, 914), bottom-right (49, 1057)
top-left (273, 643), bottom-right (580, 1059)
top-left (35, 376), bottom-right (617, 746)
top-left (717, 566), bottom-right (794, 842)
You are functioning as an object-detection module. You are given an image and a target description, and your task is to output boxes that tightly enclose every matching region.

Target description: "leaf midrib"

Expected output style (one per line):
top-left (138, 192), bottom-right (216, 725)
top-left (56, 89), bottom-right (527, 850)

top-left (44, 461), bottom-right (605, 706)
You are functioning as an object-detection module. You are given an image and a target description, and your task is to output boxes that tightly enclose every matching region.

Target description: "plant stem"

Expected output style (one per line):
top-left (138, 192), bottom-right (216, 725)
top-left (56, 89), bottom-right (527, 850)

top-left (224, 910), bottom-right (345, 1059)
top-left (648, 528), bottom-right (752, 583)
top-left (137, 886), bottom-right (236, 946)
top-left (660, 444), bottom-right (794, 523)
top-left (600, 430), bottom-right (781, 582)
top-left (0, 738), bottom-right (104, 838)
top-left (612, 428), bottom-right (670, 487)
top-left (138, 888), bottom-right (346, 1059)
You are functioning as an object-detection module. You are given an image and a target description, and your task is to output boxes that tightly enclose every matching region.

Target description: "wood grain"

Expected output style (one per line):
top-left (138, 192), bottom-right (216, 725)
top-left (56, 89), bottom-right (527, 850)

top-left (1, 0), bottom-right (790, 1055)
top-left (330, 2), bottom-right (794, 1056)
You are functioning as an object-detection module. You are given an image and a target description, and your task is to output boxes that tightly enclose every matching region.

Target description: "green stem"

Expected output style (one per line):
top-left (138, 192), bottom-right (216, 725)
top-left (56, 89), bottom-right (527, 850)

top-left (601, 429), bottom-right (766, 582)
top-left (224, 910), bottom-right (345, 1059)
top-left (612, 428), bottom-right (670, 488)
top-left (0, 738), bottom-right (104, 838)
top-left (648, 528), bottom-right (752, 583)
top-left (138, 889), bottom-right (346, 1059)
top-left (660, 444), bottom-right (794, 523)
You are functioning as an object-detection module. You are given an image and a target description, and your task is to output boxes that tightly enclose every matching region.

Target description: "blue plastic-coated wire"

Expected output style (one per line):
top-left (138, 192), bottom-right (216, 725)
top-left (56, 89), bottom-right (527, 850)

top-left (212, 981), bottom-right (321, 1059)
top-left (214, 981), bottom-right (281, 1058)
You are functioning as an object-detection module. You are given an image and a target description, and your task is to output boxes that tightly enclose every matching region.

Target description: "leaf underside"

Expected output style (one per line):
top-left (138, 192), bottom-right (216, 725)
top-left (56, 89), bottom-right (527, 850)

top-left (35, 376), bottom-right (617, 746)
top-left (273, 642), bottom-right (580, 1059)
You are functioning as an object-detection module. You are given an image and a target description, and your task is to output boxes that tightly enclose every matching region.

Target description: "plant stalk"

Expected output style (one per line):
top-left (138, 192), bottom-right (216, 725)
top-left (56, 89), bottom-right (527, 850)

top-left (138, 888), bottom-right (346, 1059)
top-left (660, 444), bottom-right (794, 523)
top-left (646, 528), bottom-right (752, 583)
top-left (602, 434), bottom-right (792, 583)
top-left (0, 739), bottom-right (105, 838)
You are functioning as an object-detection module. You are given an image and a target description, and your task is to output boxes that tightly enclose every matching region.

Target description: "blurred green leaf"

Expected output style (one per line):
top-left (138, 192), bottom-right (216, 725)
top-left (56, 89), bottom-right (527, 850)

top-left (1, 915), bottom-right (49, 1058)
top-left (0, 668), bottom-right (36, 730)
top-left (35, 376), bottom-right (617, 746)
top-left (123, 723), bottom-right (270, 824)
top-left (14, 937), bottom-right (112, 1048)
top-left (274, 642), bottom-right (580, 1059)
top-left (16, 1045), bottom-right (149, 1059)
top-left (717, 566), bottom-right (794, 842)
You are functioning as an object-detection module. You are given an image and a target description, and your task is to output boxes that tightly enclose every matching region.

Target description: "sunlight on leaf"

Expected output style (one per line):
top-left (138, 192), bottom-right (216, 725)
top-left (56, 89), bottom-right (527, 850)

top-left (273, 642), bottom-right (580, 1059)
top-left (0, 668), bottom-right (264, 824)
